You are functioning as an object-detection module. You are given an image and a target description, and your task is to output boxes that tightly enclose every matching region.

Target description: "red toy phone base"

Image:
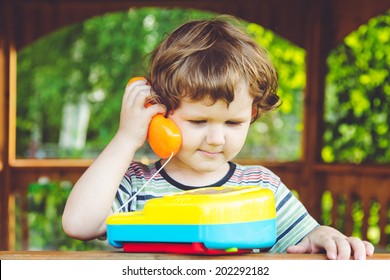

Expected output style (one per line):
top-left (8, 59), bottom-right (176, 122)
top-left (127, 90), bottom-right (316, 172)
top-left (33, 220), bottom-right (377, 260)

top-left (123, 242), bottom-right (252, 255)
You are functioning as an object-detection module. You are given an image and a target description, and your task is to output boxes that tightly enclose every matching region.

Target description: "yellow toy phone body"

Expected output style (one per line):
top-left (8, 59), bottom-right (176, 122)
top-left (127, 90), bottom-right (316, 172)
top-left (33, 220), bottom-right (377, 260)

top-left (106, 186), bottom-right (276, 253)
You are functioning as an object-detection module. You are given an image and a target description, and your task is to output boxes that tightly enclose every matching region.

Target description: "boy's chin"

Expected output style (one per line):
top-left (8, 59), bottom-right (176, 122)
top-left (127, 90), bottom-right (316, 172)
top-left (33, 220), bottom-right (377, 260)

top-left (191, 160), bottom-right (229, 173)
top-left (173, 152), bottom-right (230, 172)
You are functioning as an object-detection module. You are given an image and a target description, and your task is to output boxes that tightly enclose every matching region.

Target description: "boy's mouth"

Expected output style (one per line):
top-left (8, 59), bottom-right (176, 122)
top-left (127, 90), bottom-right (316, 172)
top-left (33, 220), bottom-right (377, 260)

top-left (198, 149), bottom-right (222, 158)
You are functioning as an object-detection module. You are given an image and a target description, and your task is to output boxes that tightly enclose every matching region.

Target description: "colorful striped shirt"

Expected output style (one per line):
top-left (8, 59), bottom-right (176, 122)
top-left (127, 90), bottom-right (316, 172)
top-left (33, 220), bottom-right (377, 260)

top-left (112, 160), bottom-right (319, 253)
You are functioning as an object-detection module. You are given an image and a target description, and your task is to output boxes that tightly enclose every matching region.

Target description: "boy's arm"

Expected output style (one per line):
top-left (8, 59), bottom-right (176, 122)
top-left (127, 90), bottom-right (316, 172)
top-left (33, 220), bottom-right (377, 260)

top-left (62, 132), bottom-right (137, 240)
top-left (286, 225), bottom-right (375, 260)
top-left (62, 80), bottom-right (165, 240)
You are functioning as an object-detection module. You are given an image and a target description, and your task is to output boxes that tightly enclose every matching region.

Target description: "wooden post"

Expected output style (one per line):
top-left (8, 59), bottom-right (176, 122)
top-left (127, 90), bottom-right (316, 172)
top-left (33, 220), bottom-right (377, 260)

top-left (301, 0), bottom-right (333, 221)
top-left (0, 0), bottom-right (11, 250)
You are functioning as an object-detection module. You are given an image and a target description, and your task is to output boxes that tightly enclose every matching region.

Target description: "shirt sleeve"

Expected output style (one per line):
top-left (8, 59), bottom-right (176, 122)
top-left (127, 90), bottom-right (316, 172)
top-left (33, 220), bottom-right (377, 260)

top-left (112, 173), bottom-right (133, 213)
top-left (111, 161), bottom-right (154, 213)
top-left (269, 181), bottom-right (319, 253)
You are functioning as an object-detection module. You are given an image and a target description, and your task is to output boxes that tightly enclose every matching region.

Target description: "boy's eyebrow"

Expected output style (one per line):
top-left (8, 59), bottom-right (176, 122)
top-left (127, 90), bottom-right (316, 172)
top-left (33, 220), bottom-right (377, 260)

top-left (180, 112), bottom-right (209, 119)
top-left (181, 110), bottom-right (251, 121)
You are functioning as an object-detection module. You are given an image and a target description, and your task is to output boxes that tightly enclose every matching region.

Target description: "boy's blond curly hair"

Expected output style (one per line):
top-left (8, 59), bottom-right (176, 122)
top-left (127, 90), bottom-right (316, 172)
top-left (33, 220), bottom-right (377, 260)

top-left (148, 16), bottom-right (280, 122)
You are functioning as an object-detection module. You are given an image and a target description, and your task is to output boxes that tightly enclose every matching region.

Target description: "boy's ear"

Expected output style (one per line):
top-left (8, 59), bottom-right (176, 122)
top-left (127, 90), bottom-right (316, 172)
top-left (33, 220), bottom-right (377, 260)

top-left (251, 106), bottom-right (258, 120)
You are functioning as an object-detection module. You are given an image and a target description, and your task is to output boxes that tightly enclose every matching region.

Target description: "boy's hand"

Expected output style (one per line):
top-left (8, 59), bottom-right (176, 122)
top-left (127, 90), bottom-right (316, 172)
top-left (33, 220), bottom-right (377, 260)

top-left (118, 78), bottom-right (166, 150)
top-left (286, 225), bottom-right (375, 260)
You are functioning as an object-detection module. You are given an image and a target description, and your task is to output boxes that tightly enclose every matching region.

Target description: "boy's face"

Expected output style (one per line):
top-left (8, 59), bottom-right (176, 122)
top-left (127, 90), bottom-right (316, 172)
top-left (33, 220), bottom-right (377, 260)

top-left (167, 80), bottom-right (253, 177)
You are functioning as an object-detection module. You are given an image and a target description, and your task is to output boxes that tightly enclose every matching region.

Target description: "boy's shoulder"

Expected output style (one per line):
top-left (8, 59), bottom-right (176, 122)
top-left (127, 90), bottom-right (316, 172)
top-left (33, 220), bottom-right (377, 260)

top-left (234, 162), bottom-right (280, 178)
top-left (126, 160), bottom-right (157, 177)
top-left (232, 163), bottom-right (281, 188)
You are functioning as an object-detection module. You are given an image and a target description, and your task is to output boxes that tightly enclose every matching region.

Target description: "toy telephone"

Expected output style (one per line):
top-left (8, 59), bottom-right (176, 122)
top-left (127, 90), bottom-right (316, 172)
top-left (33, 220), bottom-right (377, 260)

top-left (106, 186), bottom-right (277, 255)
top-left (127, 77), bottom-right (182, 158)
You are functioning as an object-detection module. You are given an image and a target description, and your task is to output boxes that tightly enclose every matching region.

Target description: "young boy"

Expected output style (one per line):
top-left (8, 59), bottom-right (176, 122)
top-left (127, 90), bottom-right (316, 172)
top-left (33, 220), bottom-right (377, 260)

top-left (62, 16), bottom-right (374, 260)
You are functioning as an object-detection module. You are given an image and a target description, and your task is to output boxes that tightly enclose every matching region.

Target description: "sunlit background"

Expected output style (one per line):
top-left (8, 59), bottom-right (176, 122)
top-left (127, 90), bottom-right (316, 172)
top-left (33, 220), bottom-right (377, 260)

top-left (14, 7), bottom-right (390, 250)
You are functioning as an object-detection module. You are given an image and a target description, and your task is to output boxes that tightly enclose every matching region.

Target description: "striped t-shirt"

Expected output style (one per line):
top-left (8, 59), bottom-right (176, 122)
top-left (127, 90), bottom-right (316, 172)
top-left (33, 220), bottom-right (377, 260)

top-left (112, 160), bottom-right (319, 253)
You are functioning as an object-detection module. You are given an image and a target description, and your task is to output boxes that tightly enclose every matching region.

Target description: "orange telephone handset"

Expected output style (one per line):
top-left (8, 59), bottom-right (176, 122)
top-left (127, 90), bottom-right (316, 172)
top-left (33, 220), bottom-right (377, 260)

top-left (127, 77), bottom-right (182, 158)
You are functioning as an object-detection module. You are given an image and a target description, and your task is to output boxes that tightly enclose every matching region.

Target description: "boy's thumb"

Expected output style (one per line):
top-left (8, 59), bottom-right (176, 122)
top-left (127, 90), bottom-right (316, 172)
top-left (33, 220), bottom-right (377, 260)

top-left (286, 238), bottom-right (311, 254)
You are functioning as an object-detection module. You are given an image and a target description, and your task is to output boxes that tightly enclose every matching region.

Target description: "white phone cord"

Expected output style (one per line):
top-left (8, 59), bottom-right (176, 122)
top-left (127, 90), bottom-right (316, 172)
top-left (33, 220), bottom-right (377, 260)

top-left (114, 152), bottom-right (174, 213)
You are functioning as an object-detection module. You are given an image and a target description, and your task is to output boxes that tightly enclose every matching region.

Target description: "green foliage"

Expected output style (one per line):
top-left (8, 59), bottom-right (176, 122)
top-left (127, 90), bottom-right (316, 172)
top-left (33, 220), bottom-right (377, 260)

top-left (17, 7), bottom-right (304, 161)
top-left (27, 179), bottom-right (108, 250)
top-left (321, 191), bottom-right (333, 226)
top-left (367, 201), bottom-right (381, 245)
top-left (323, 10), bottom-right (390, 163)
top-left (321, 191), bottom-right (383, 247)
top-left (15, 6), bottom-right (307, 252)
top-left (241, 24), bottom-right (305, 160)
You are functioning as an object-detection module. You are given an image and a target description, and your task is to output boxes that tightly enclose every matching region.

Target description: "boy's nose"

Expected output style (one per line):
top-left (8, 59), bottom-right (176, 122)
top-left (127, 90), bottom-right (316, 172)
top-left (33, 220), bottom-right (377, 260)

top-left (206, 126), bottom-right (225, 146)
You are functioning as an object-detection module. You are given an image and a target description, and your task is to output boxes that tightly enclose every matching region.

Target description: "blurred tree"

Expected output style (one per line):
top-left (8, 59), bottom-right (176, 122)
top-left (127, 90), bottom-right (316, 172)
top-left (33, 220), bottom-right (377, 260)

top-left (17, 7), bottom-right (304, 161)
top-left (323, 10), bottom-right (390, 164)
top-left (27, 180), bottom-right (109, 250)
top-left (244, 24), bottom-right (305, 160)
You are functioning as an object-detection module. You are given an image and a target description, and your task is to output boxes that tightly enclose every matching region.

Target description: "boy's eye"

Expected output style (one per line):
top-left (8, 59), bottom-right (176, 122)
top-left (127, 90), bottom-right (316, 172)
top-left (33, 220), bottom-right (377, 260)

top-left (189, 120), bottom-right (206, 125)
top-left (226, 121), bottom-right (242, 126)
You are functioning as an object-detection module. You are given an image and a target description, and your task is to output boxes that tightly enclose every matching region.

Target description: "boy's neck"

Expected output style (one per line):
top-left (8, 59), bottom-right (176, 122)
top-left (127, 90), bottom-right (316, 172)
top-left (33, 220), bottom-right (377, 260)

top-left (159, 159), bottom-right (232, 187)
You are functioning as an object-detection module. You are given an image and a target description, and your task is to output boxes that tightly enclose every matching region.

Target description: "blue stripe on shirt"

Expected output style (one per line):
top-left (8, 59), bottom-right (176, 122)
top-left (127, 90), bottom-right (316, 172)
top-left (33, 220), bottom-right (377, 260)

top-left (276, 191), bottom-right (292, 211)
top-left (276, 212), bottom-right (308, 242)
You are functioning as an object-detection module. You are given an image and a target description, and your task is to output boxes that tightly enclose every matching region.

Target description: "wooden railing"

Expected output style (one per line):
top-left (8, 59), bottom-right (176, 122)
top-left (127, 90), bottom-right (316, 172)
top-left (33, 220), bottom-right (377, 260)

top-left (315, 164), bottom-right (390, 249)
top-left (9, 161), bottom-right (390, 251)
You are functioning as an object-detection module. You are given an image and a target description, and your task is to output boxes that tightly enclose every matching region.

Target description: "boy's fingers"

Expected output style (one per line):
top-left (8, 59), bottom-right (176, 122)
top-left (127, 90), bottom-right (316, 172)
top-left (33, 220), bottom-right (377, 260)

top-left (123, 79), bottom-right (148, 105)
top-left (334, 238), bottom-right (352, 260)
top-left (126, 78), bottom-right (147, 92)
top-left (321, 238), bottom-right (338, 260)
top-left (344, 236), bottom-right (366, 260)
top-left (364, 241), bottom-right (375, 256)
top-left (286, 237), bottom-right (311, 254)
top-left (123, 85), bottom-right (151, 109)
top-left (147, 103), bottom-right (167, 116)
top-left (286, 244), bottom-right (307, 254)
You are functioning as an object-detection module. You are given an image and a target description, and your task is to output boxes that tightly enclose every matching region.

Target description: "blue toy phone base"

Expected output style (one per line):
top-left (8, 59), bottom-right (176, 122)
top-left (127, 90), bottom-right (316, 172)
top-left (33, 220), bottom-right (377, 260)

top-left (107, 219), bottom-right (276, 250)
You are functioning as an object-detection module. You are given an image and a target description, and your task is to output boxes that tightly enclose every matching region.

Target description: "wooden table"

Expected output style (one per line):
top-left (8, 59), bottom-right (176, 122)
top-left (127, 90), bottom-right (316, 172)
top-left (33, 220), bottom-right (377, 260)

top-left (1, 251), bottom-right (389, 260)
top-left (2, 251), bottom-right (389, 280)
